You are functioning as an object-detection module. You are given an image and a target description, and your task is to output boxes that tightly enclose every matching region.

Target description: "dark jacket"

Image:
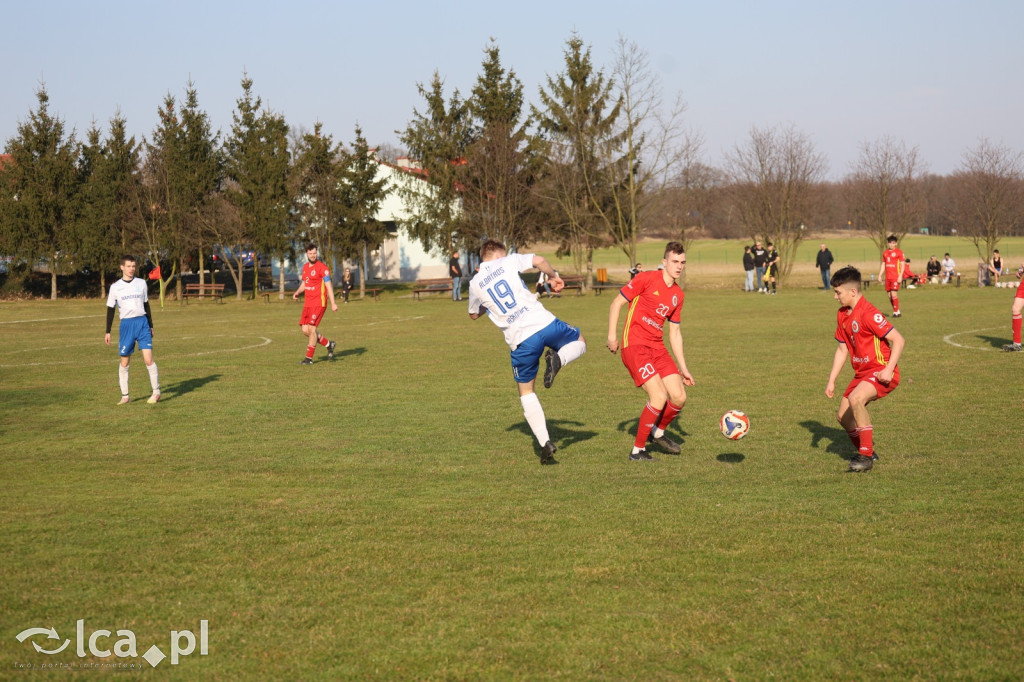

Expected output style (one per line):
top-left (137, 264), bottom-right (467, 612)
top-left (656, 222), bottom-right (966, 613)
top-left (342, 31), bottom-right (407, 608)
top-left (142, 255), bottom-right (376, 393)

top-left (743, 252), bottom-right (754, 271)
top-left (816, 248), bottom-right (834, 270)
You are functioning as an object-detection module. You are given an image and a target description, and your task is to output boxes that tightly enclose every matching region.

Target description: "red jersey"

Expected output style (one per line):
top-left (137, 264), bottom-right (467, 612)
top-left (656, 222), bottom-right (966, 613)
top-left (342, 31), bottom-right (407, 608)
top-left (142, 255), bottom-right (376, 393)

top-left (618, 270), bottom-right (684, 349)
top-left (835, 296), bottom-right (898, 379)
top-left (300, 260), bottom-right (331, 307)
top-left (882, 248), bottom-right (905, 282)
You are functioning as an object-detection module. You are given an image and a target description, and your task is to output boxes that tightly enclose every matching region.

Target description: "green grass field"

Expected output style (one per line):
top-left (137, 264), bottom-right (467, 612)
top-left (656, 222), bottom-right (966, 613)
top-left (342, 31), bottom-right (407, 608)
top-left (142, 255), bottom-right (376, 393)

top-left (2, 267), bottom-right (1023, 678)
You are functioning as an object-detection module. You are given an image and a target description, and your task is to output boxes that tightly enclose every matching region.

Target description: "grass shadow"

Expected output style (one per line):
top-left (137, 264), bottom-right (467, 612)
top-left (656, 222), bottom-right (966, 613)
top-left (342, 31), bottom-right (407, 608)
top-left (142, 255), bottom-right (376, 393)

top-left (506, 419), bottom-right (598, 450)
top-left (798, 419), bottom-right (854, 461)
top-left (333, 346), bottom-right (367, 359)
top-left (977, 334), bottom-right (1011, 349)
top-left (716, 453), bottom-right (745, 463)
top-left (160, 374), bottom-right (222, 402)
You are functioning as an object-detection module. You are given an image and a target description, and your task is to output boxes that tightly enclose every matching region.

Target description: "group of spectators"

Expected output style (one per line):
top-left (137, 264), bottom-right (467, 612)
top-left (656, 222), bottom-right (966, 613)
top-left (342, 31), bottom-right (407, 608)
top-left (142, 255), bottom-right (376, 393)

top-left (741, 242), bottom-right (970, 291)
top-left (742, 241), bottom-right (781, 294)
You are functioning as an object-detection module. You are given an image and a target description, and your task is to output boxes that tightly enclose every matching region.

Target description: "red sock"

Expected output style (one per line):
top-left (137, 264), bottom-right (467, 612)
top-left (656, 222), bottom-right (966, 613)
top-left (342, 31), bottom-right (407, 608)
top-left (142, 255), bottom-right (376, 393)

top-left (892, 295), bottom-right (899, 313)
top-left (634, 403), bottom-right (662, 449)
top-left (656, 402), bottom-right (683, 432)
top-left (856, 426), bottom-right (874, 457)
top-left (1013, 314), bottom-right (1022, 344)
top-left (317, 334), bottom-right (330, 347)
top-left (846, 429), bottom-right (860, 449)
top-left (306, 345), bottom-right (315, 359)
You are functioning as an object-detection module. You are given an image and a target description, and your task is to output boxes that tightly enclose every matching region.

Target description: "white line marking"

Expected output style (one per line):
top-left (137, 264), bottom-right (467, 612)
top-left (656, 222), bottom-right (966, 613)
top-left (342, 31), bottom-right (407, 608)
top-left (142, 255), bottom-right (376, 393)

top-left (0, 314), bottom-right (103, 325)
top-left (0, 335), bottom-right (272, 368)
top-left (942, 327), bottom-right (1004, 352)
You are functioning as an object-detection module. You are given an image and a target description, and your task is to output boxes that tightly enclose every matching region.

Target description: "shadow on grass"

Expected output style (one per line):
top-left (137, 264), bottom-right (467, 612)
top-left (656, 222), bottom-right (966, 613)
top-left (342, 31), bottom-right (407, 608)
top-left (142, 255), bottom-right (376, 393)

top-left (798, 419), bottom-right (854, 461)
top-left (716, 453), bottom-right (745, 463)
top-left (333, 346), bottom-right (367, 360)
top-left (615, 418), bottom-right (690, 442)
top-left (160, 374), bottom-right (222, 402)
top-left (506, 419), bottom-right (597, 450)
top-left (977, 334), bottom-right (1011, 349)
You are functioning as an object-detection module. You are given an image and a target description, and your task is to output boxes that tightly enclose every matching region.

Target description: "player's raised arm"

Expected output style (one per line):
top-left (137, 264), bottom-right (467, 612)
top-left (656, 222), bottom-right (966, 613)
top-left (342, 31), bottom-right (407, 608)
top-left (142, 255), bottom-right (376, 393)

top-left (531, 255), bottom-right (563, 293)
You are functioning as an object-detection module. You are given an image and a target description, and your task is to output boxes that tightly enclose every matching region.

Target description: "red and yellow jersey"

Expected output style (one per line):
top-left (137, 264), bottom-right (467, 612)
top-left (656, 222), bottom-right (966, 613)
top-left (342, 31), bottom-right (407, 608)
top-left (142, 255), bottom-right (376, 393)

top-left (301, 260), bottom-right (331, 307)
top-left (882, 248), bottom-right (905, 281)
top-left (835, 297), bottom-right (897, 378)
top-left (618, 270), bottom-right (684, 349)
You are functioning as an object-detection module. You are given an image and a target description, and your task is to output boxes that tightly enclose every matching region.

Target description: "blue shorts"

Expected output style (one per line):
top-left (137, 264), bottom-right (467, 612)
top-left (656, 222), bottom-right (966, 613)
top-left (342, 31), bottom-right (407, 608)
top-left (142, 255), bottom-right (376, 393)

top-left (510, 319), bottom-right (581, 383)
top-left (118, 316), bottom-right (152, 356)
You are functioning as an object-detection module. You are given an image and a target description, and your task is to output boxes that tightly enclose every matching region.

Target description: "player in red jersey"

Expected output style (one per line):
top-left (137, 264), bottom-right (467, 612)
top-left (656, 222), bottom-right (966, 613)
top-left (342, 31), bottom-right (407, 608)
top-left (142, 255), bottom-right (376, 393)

top-left (825, 266), bottom-right (906, 472)
top-left (292, 243), bottom-right (339, 365)
top-left (1003, 265), bottom-right (1024, 352)
top-left (877, 234), bottom-right (905, 317)
top-left (607, 242), bottom-right (695, 461)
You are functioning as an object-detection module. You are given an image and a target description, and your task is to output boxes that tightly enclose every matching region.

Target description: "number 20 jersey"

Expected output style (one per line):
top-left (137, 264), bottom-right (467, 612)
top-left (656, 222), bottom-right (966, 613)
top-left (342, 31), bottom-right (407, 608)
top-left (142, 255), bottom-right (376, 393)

top-left (619, 270), bottom-right (684, 349)
top-left (468, 253), bottom-right (555, 350)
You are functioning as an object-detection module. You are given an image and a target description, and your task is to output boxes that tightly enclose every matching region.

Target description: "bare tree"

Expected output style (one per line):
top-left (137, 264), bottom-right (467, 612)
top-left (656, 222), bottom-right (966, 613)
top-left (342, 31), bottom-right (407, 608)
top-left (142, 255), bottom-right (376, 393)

top-left (594, 35), bottom-right (702, 267)
top-left (845, 136), bottom-right (927, 254)
top-left (725, 123), bottom-right (828, 281)
top-left (950, 138), bottom-right (1024, 262)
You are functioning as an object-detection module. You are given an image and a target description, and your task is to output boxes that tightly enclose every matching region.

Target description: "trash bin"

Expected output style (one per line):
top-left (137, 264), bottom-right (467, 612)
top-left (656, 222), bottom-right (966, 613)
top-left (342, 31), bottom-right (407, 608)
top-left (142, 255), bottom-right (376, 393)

top-left (978, 262), bottom-right (990, 287)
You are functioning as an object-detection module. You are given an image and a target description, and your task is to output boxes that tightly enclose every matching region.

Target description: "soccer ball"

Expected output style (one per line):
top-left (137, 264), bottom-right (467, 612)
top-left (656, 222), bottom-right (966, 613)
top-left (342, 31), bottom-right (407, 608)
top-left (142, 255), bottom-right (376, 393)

top-left (720, 410), bottom-right (750, 440)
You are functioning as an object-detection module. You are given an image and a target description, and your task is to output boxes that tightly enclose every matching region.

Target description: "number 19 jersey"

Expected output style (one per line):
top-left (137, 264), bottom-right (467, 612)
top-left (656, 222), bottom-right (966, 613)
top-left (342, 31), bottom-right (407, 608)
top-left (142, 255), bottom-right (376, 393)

top-left (468, 253), bottom-right (555, 350)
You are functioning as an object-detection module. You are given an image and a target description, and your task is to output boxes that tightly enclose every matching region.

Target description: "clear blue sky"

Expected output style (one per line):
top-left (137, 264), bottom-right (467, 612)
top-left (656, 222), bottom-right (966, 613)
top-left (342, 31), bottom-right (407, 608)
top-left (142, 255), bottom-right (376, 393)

top-left (3, 0), bottom-right (1021, 178)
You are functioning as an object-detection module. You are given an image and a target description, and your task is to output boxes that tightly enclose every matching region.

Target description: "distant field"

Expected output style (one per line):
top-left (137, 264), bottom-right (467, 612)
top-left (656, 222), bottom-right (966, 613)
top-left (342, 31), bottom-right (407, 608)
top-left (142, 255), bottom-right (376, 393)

top-left (1, 275), bottom-right (1022, 678)
top-left (537, 235), bottom-right (1024, 289)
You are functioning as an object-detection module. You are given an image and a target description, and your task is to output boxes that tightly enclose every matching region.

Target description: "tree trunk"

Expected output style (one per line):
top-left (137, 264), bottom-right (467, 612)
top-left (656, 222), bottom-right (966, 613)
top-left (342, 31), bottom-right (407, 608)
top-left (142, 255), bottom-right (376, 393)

top-left (199, 247), bottom-right (206, 288)
top-left (361, 241), bottom-right (369, 300)
top-left (278, 256), bottom-right (285, 300)
top-left (99, 270), bottom-right (106, 299)
top-left (51, 270), bottom-right (58, 301)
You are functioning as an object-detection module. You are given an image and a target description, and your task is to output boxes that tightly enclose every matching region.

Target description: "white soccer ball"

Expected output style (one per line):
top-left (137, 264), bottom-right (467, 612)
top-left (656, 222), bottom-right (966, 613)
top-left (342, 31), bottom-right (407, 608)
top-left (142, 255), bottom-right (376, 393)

top-left (719, 410), bottom-right (750, 440)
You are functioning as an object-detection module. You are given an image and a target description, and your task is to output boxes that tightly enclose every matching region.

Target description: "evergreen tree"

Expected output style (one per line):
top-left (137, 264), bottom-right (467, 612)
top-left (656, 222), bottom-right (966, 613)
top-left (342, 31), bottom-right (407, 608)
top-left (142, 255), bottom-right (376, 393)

top-left (534, 34), bottom-right (623, 287)
top-left (462, 40), bottom-right (542, 252)
top-left (338, 125), bottom-right (390, 298)
top-left (0, 86), bottom-right (81, 300)
top-left (223, 74), bottom-right (291, 299)
top-left (398, 72), bottom-right (472, 255)
top-left (290, 123), bottom-right (346, 264)
top-left (75, 113), bottom-right (141, 296)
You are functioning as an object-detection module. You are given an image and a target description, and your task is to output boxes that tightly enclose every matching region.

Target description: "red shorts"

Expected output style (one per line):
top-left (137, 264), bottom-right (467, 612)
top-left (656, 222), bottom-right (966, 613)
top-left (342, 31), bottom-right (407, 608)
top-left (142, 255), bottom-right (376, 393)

top-left (844, 368), bottom-right (900, 400)
top-left (621, 343), bottom-right (679, 387)
top-left (884, 278), bottom-right (900, 293)
top-left (300, 306), bottom-right (326, 327)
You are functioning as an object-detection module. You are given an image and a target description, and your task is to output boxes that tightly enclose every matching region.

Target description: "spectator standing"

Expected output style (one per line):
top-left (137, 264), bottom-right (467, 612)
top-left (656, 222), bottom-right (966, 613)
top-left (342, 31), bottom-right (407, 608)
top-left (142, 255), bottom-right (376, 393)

top-left (752, 242), bottom-right (768, 293)
top-left (629, 262), bottom-right (643, 280)
top-left (816, 243), bottom-right (834, 290)
top-left (743, 247), bottom-right (755, 292)
top-left (764, 242), bottom-right (780, 295)
top-left (449, 250), bottom-right (464, 302)
top-left (340, 267), bottom-right (354, 303)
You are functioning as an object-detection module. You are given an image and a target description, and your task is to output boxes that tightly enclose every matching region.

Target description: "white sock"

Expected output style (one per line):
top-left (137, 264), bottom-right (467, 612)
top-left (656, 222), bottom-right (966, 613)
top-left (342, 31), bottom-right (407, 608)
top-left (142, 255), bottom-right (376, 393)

top-left (146, 363), bottom-right (160, 393)
top-left (557, 339), bottom-right (586, 367)
top-left (652, 427), bottom-right (665, 438)
top-left (520, 392), bottom-right (550, 445)
top-left (118, 365), bottom-right (129, 396)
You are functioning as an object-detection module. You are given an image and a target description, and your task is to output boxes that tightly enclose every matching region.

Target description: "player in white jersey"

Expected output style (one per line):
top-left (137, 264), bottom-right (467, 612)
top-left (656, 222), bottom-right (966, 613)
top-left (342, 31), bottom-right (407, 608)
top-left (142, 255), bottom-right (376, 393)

top-left (468, 240), bottom-right (587, 465)
top-left (104, 255), bottom-right (160, 405)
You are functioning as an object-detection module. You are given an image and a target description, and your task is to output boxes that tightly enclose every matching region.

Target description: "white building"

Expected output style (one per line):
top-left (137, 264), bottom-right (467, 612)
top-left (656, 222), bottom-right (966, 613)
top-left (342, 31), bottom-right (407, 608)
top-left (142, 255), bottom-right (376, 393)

top-left (357, 156), bottom-right (453, 282)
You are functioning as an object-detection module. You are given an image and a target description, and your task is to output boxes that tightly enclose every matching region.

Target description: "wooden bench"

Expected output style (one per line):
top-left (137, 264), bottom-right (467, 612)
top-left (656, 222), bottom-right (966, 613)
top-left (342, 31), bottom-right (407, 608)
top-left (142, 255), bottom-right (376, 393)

top-left (183, 283), bottom-right (225, 303)
top-left (412, 278), bottom-right (453, 300)
top-left (345, 287), bottom-right (382, 302)
top-left (559, 275), bottom-right (585, 296)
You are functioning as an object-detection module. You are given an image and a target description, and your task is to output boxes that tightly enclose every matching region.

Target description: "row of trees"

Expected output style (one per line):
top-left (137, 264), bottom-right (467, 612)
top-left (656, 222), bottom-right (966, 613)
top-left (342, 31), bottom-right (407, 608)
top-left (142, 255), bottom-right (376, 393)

top-left (0, 76), bottom-right (388, 302)
top-left (3, 32), bottom-right (1024, 300)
